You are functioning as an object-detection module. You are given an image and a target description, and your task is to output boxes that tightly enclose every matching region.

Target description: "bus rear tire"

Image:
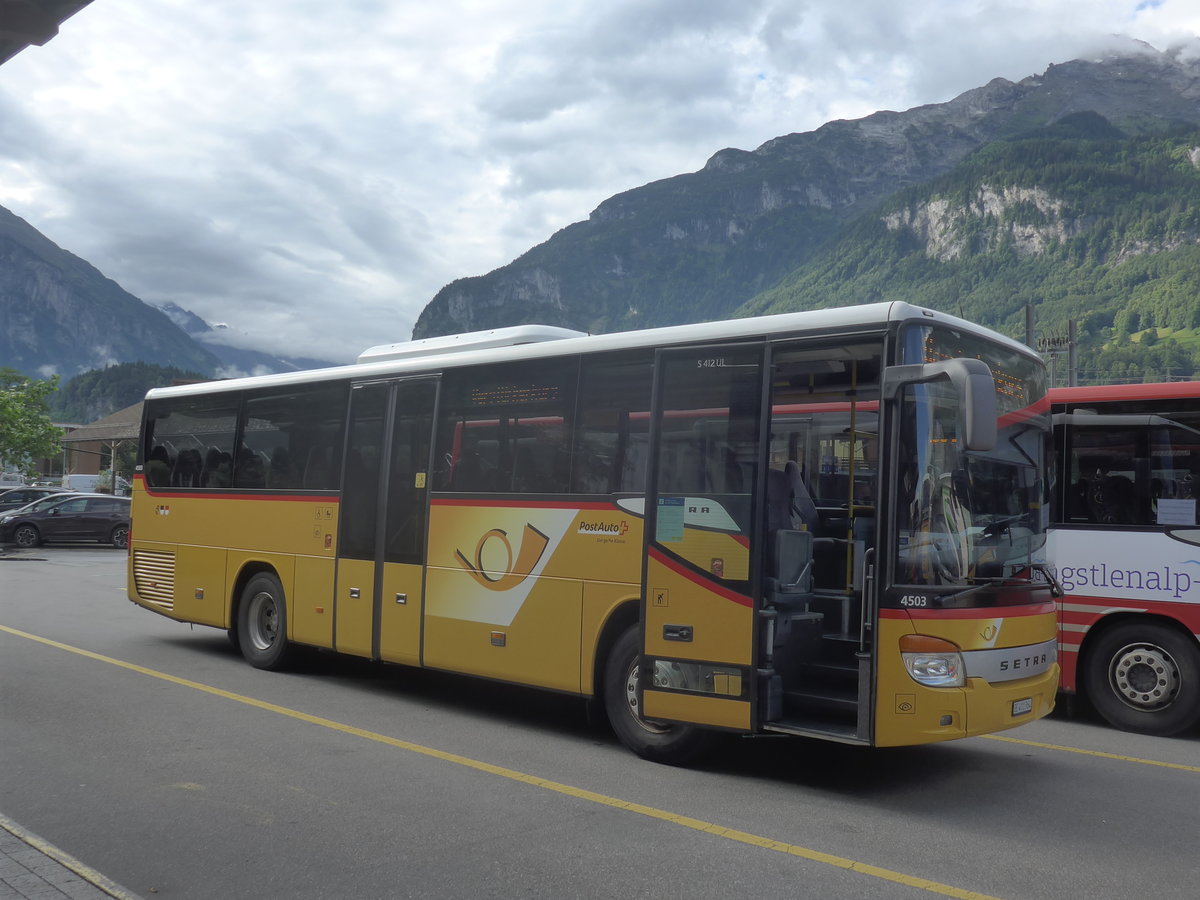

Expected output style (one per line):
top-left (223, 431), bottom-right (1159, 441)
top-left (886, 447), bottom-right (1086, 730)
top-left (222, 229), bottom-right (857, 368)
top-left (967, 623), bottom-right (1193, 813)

top-left (603, 626), bottom-right (716, 765)
top-left (1084, 621), bottom-right (1200, 736)
top-left (238, 572), bottom-right (296, 671)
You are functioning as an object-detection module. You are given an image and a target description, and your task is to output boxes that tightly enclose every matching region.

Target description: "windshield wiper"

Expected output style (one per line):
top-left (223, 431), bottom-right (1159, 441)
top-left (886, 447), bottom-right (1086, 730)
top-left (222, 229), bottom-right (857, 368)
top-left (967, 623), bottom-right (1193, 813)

top-left (1027, 562), bottom-right (1064, 598)
top-left (936, 566), bottom-right (1063, 606)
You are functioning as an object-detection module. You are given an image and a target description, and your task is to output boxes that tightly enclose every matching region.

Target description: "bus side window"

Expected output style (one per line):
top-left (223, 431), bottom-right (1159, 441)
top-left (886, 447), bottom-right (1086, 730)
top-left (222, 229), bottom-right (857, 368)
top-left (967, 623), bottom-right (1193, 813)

top-left (571, 352), bottom-right (652, 494)
top-left (437, 359), bottom-right (575, 495)
top-left (239, 383), bottom-right (348, 492)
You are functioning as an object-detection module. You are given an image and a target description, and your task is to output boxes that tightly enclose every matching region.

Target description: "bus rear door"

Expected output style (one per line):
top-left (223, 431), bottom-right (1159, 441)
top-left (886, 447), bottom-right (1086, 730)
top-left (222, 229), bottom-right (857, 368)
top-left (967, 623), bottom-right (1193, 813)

top-left (335, 378), bottom-right (437, 664)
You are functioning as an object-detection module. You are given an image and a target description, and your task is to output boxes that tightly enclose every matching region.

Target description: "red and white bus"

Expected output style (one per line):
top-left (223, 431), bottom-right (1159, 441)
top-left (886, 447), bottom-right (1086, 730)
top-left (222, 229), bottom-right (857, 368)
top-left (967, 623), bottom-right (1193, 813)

top-left (1047, 381), bottom-right (1200, 735)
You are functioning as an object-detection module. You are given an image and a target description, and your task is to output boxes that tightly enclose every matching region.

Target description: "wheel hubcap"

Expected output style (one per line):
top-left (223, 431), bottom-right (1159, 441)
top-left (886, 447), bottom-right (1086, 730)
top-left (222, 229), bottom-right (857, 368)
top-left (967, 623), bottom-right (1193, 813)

top-left (624, 658), bottom-right (688, 734)
top-left (1109, 642), bottom-right (1181, 711)
top-left (247, 591), bottom-right (279, 652)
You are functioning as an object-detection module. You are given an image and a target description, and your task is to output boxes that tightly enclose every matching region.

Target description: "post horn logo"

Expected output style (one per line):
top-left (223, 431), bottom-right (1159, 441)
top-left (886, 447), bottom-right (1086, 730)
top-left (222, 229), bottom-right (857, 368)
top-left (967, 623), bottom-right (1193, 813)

top-left (455, 524), bottom-right (550, 591)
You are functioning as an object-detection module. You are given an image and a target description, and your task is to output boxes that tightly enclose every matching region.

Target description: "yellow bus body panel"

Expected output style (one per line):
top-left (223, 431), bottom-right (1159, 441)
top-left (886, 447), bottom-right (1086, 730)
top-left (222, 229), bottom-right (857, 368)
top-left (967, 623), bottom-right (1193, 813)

top-left (423, 575), bottom-right (584, 691)
top-left (581, 581), bottom-right (641, 694)
top-left (128, 489), bottom-right (338, 641)
top-left (168, 544), bottom-right (228, 627)
top-left (292, 554), bottom-right (335, 647)
top-left (642, 690), bottom-right (751, 731)
top-left (874, 610), bottom-right (1059, 747)
top-left (643, 555), bottom-right (753, 666)
top-left (378, 561), bottom-right (425, 666)
top-left (334, 556), bottom-right (375, 657)
top-left (421, 500), bottom-right (641, 693)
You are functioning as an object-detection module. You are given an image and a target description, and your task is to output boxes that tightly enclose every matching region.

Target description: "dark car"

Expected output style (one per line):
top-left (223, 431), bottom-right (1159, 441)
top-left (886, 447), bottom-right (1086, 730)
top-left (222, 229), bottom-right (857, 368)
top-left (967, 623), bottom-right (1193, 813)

top-left (0, 493), bottom-right (131, 549)
top-left (0, 486), bottom-right (65, 513)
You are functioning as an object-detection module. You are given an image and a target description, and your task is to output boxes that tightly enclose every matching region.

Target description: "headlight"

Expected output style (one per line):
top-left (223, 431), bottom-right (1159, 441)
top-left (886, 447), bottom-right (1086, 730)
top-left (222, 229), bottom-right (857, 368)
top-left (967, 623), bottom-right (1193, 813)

top-left (900, 635), bottom-right (966, 688)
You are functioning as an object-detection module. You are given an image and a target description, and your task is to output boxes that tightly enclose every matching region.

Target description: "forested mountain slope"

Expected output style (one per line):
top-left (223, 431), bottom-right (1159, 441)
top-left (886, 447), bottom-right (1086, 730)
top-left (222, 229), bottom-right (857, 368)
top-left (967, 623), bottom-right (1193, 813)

top-left (740, 116), bottom-right (1200, 383)
top-left (412, 44), bottom-right (1200, 360)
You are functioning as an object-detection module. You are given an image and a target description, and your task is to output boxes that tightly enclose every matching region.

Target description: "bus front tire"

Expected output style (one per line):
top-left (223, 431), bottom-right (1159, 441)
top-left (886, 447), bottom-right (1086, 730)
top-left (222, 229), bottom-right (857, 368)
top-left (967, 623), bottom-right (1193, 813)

top-left (603, 626), bottom-right (715, 765)
top-left (238, 573), bottom-right (296, 671)
top-left (1084, 621), bottom-right (1200, 736)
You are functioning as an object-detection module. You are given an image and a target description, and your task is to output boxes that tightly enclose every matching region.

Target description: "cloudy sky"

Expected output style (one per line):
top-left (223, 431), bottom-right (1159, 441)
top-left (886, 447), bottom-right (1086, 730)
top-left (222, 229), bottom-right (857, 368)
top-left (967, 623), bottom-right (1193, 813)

top-left (2, 1), bottom-right (1199, 365)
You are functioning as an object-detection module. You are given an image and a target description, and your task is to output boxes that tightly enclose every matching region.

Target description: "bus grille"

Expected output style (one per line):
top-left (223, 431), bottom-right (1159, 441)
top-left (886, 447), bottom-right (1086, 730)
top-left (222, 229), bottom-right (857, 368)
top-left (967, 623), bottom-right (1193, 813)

top-left (133, 549), bottom-right (176, 610)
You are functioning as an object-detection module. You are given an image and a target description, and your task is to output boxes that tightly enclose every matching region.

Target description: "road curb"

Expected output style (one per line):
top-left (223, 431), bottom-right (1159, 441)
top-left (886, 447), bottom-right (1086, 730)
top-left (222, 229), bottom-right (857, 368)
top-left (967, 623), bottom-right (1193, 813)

top-left (0, 813), bottom-right (142, 900)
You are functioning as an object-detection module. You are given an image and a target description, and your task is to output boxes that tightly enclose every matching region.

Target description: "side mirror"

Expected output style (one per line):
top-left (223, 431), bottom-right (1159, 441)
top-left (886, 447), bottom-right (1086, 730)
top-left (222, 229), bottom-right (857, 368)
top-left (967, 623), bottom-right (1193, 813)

top-left (882, 358), bottom-right (998, 451)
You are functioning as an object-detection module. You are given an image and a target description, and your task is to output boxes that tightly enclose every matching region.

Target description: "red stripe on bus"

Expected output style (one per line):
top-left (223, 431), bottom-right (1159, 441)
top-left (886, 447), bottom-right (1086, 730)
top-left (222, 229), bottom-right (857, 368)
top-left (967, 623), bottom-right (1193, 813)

top-left (1049, 381), bottom-right (1200, 404)
top-left (141, 489), bottom-right (339, 503)
top-left (648, 545), bottom-right (753, 608)
top-left (431, 497), bottom-right (620, 511)
top-left (881, 600), bottom-right (1056, 620)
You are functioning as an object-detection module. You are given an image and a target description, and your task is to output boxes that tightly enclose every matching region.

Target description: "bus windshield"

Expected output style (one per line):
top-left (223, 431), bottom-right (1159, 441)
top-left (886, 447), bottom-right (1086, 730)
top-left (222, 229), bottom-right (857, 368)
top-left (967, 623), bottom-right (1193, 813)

top-left (895, 325), bottom-right (1049, 592)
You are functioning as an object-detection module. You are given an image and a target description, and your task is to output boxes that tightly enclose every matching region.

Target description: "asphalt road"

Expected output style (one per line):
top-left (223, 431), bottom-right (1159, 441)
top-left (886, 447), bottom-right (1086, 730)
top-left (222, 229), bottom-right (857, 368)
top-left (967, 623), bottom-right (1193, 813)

top-left (2, 545), bottom-right (1198, 900)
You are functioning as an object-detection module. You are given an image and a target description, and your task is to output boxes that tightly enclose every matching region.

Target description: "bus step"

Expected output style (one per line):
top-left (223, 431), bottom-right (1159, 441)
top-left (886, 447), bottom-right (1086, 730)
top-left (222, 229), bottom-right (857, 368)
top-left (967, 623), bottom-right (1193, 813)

top-left (822, 631), bottom-right (862, 645)
top-left (783, 686), bottom-right (858, 714)
top-left (763, 719), bottom-right (863, 743)
top-left (798, 660), bottom-right (857, 686)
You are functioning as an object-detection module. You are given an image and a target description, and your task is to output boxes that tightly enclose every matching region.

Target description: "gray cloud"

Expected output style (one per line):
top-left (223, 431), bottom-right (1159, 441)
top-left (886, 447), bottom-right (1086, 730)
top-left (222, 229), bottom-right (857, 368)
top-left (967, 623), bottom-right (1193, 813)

top-left (1, 0), bottom-right (1197, 363)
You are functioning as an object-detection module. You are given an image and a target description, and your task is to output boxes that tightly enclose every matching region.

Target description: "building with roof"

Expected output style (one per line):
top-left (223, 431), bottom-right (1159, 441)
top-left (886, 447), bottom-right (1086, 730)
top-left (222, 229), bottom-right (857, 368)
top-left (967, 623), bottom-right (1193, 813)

top-left (0, 1), bottom-right (92, 66)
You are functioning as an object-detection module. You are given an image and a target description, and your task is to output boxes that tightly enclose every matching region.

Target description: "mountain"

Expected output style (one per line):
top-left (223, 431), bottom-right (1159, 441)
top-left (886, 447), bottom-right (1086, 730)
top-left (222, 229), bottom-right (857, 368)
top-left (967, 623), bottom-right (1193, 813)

top-left (0, 207), bottom-right (336, 379)
top-left (412, 43), bottom-right (1200, 349)
top-left (155, 302), bottom-right (338, 376)
top-left (48, 362), bottom-right (208, 424)
top-left (0, 204), bottom-right (223, 377)
top-left (740, 118), bottom-right (1200, 383)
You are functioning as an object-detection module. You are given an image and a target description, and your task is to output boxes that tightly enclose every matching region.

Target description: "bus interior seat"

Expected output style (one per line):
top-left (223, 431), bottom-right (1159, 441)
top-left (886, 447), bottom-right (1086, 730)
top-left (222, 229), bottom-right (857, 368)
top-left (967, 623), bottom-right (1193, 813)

top-left (784, 460), bottom-right (820, 532)
top-left (764, 529), bottom-right (824, 677)
top-left (171, 448), bottom-right (203, 487)
top-left (1090, 473), bottom-right (1136, 525)
top-left (449, 449), bottom-right (489, 491)
top-left (765, 468), bottom-right (795, 536)
top-left (766, 528), bottom-right (813, 604)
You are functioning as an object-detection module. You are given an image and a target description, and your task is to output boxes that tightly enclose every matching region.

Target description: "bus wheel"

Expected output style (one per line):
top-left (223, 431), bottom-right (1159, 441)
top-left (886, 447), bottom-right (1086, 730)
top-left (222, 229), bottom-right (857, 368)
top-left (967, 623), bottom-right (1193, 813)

top-left (238, 573), bottom-right (296, 671)
top-left (1084, 622), bottom-right (1200, 736)
top-left (603, 626), bottom-right (715, 765)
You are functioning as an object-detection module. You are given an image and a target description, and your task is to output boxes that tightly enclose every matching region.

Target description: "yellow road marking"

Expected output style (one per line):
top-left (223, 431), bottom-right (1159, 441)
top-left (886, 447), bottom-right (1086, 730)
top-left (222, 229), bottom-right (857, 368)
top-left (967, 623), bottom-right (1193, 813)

top-left (17, 623), bottom-right (1190, 898)
top-left (982, 733), bottom-right (1200, 772)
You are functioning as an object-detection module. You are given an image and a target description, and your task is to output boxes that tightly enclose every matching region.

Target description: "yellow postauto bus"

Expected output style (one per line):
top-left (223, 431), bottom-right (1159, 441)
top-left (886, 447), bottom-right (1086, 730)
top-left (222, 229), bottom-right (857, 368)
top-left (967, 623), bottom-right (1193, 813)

top-left (128, 302), bottom-right (1059, 762)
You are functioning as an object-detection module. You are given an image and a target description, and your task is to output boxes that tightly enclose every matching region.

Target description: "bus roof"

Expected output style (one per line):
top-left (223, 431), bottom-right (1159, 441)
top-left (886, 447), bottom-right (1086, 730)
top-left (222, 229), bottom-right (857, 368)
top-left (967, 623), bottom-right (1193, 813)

top-left (143, 301), bottom-right (1040, 401)
top-left (356, 325), bottom-right (588, 364)
top-left (1049, 381), bottom-right (1200, 404)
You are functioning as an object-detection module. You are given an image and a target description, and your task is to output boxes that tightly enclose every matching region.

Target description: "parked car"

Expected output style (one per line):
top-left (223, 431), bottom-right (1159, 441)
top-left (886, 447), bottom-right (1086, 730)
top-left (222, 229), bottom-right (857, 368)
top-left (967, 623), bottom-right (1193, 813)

top-left (0, 493), bottom-right (131, 549)
top-left (0, 486), bottom-right (66, 513)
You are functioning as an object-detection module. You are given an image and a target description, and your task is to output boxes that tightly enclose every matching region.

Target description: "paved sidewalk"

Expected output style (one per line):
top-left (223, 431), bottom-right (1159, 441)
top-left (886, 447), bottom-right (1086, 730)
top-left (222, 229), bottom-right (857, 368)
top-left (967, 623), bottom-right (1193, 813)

top-left (0, 814), bottom-right (141, 900)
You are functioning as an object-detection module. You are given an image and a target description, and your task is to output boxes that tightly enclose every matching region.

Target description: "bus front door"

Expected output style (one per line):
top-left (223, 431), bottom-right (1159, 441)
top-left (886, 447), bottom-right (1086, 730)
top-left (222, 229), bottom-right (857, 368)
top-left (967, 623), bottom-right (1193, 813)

top-left (639, 343), bottom-right (765, 733)
top-left (335, 378), bottom-right (437, 664)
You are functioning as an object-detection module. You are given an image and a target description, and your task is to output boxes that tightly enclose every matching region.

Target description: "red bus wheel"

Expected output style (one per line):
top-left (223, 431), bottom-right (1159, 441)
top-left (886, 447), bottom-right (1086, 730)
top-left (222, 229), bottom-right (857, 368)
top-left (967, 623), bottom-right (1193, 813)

top-left (1084, 622), bottom-right (1200, 736)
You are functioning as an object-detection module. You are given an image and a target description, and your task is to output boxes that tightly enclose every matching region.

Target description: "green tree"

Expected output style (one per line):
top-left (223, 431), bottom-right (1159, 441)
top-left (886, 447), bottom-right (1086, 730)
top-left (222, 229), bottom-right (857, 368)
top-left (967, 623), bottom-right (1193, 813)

top-left (0, 369), bottom-right (62, 477)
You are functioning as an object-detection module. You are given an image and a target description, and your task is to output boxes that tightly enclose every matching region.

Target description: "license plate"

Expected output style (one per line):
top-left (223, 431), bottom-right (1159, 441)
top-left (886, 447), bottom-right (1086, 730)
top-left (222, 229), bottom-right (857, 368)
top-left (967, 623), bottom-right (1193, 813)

top-left (1012, 697), bottom-right (1033, 716)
